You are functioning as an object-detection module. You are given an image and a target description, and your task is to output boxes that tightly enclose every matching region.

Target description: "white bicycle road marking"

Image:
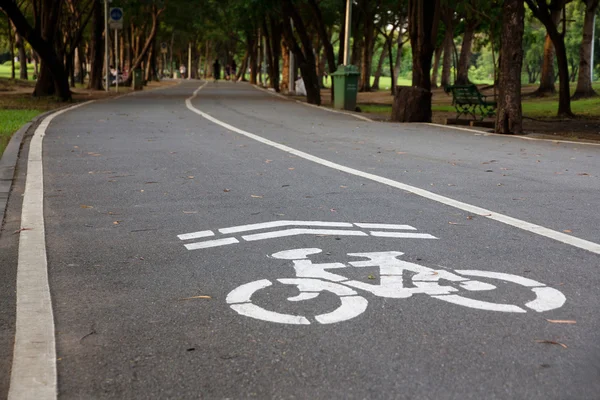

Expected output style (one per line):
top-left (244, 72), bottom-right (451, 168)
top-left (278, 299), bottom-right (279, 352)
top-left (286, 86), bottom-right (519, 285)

top-left (178, 220), bottom-right (437, 250)
top-left (186, 82), bottom-right (600, 255)
top-left (225, 248), bottom-right (567, 325)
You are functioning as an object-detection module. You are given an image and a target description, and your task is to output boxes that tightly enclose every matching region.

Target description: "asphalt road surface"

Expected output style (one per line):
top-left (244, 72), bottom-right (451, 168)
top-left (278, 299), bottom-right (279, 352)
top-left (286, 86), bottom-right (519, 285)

top-left (1, 81), bottom-right (599, 399)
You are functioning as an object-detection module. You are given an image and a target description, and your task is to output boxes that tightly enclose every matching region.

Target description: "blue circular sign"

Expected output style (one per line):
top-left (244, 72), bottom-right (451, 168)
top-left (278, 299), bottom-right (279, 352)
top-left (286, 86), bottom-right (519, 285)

top-left (110, 8), bottom-right (123, 21)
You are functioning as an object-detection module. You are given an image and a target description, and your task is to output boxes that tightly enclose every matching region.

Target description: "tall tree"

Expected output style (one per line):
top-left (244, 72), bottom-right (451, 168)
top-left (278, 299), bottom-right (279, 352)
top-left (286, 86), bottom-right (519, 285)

top-left (573, 0), bottom-right (600, 99)
top-left (0, 0), bottom-right (71, 100)
top-left (393, 0), bottom-right (440, 122)
top-left (496, 0), bottom-right (525, 134)
top-left (88, 0), bottom-right (104, 90)
top-left (525, 0), bottom-right (574, 116)
top-left (534, 8), bottom-right (561, 95)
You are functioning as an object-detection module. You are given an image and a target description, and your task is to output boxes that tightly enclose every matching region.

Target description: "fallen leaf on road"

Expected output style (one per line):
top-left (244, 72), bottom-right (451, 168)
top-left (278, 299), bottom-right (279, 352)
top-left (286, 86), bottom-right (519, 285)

top-left (340, 185), bottom-right (348, 188)
top-left (113, 221), bottom-right (121, 225)
top-left (546, 319), bottom-right (576, 324)
top-left (13, 227), bottom-right (32, 234)
top-left (145, 181), bottom-right (159, 184)
top-left (80, 205), bottom-right (94, 209)
top-left (330, 209), bottom-right (337, 212)
top-left (108, 211), bottom-right (119, 215)
top-left (251, 195), bottom-right (263, 198)
top-left (368, 275), bottom-right (375, 280)
top-left (265, 159), bottom-right (273, 163)
top-left (577, 173), bottom-right (590, 176)
top-left (288, 167), bottom-right (295, 170)
top-left (467, 216), bottom-right (473, 220)
top-left (535, 339), bottom-right (567, 348)
top-left (179, 295), bottom-right (212, 301)
top-left (563, 230), bottom-right (572, 233)
top-left (223, 189), bottom-right (231, 192)
top-left (449, 222), bottom-right (462, 225)
top-left (187, 176), bottom-right (195, 179)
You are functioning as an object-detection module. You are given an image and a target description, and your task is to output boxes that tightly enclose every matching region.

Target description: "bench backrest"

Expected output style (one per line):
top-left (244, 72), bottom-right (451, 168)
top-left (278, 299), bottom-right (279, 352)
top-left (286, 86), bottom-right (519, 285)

top-left (448, 84), bottom-right (484, 104)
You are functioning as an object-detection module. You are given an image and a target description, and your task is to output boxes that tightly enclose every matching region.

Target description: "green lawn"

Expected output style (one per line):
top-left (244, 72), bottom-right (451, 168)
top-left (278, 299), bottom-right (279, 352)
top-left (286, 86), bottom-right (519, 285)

top-left (0, 63), bottom-right (36, 80)
top-left (0, 109), bottom-right (41, 157)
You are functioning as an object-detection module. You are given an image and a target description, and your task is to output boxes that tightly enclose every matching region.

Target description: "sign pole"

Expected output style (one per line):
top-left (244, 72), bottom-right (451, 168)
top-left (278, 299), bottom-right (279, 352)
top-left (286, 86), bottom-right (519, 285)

top-left (115, 29), bottom-right (119, 93)
top-left (344, 0), bottom-right (352, 66)
top-left (104, 0), bottom-right (109, 91)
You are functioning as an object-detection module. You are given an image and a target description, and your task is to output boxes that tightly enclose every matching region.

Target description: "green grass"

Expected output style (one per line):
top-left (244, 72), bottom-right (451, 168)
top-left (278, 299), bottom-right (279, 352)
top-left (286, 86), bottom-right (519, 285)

top-left (0, 63), bottom-right (36, 80)
top-left (0, 109), bottom-right (41, 157)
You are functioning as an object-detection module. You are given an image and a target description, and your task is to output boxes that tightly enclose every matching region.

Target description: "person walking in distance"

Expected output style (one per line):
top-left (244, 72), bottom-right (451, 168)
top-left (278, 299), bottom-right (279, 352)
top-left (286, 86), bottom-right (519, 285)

top-left (212, 59), bottom-right (221, 83)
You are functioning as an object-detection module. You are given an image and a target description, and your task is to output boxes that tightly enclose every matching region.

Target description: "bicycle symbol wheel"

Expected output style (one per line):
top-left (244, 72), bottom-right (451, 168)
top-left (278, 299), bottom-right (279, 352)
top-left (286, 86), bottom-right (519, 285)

top-left (226, 278), bottom-right (369, 325)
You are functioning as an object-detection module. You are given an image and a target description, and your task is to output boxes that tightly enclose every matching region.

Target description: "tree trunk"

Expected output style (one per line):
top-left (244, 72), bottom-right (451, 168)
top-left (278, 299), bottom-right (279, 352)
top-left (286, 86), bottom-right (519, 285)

top-left (88, 0), bottom-right (104, 90)
top-left (360, 10), bottom-right (375, 92)
top-left (440, 12), bottom-right (454, 87)
top-left (406, 0), bottom-right (441, 122)
top-left (456, 20), bottom-right (476, 85)
top-left (122, 6), bottom-right (164, 86)
top-left (535, 8), bottom-right (561, 96)
top-left (249, 33), bottom-right (258, 84)
top-left (431, 44), bottom-right (443, 88)
top-left (392, 86), bottom-right (432, 122)
top-left (393, 34), bottom-right (403, 91)
top-left (16, 32), bottom-right (28, 80)
top-left (8, 16), bottom-right (15, 80)
top-left (281, 0), bottom-right (321, 105)
top-left (552, 35), bottom-right (573, 116)
top-left (573, 0), bottom-right (599, 99)
top-left (496, 0), bottom-right (525, 135)
top-left (372, 45), bottom-right (388, 90)
top-left (281, 42), bottom-right (290, 92)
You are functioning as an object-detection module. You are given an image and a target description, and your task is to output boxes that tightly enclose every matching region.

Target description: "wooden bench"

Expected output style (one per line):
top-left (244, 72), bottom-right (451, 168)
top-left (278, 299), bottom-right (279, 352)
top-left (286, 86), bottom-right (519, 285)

top-left (445, 84), bottom-right (497, 121)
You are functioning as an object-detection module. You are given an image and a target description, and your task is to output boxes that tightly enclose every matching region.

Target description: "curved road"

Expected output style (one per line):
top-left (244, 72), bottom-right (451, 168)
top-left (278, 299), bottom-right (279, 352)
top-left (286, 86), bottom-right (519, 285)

top-left (1, 81), bottom-right (599, 399)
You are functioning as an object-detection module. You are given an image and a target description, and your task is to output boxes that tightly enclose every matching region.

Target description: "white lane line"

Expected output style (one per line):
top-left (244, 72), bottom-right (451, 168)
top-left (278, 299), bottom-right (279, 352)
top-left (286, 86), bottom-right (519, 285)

top-left (241, 228), bottom-right (368, 242)
top-left (177, 230), bottom-right (214, 240)
top-left (186, 84), bottom-right (600, 255)
top-left (354, 223), bottom-right (416, 230)
top-left (370, 232), bottom-right (438, 239)
top-left (219, 220), bottom-right (353, 234)
top-left (9, 101), bottom-right (93, 400)
top-left (184, 237), bottom-right (239, 250)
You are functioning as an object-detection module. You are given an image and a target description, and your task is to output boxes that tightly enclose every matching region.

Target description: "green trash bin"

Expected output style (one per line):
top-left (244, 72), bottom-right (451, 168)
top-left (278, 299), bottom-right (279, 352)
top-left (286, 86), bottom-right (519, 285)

top-left (133, 68), bottom-right (143, 91)
top-left (331, 65), bottom-right (360, 111)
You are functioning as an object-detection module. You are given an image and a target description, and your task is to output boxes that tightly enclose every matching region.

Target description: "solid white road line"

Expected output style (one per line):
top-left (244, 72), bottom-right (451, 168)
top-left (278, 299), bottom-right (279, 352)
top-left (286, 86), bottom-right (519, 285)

top-left (369, 232), bottom-right (438, 239)
top-left (9, 101), bottom-right (93, 400)
top-left (241, 228), bottom-right (368, 242)
top-left (185, 83), bottom-right (600, 255)
top-left (354, 223), bottom-right (416, 230)
top-left (219, 220), bottom-right (353, 234)
top-left (177, 230), bottom-right (214, 240)
top-left (184, 237), bottom-right (239, 250)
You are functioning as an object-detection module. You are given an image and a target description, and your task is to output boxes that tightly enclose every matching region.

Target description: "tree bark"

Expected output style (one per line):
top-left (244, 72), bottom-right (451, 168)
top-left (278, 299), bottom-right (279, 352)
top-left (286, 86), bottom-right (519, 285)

top-left (16, 31), bottom-right (28, 80)
top-left (360, 3), bottom-right (375, 92)
top-left (281, 41), bottom-right (290, 91)
top-left (122, 5), bottom-right (164, 86)
top-left (281, 0), bottom-right (321, 105)
top-left (440, 10), bottom-right (455, 87)
top-left (405, 0), bottom-right (441, 122)
top-left (8, 15), bottom-right (15, 80)
top-left (573, 0), bottom-right (599, 99)
top-left (372, 44), bottom-right (388, 90)
top-left (496, 0), bottom-right (525, 134)
top-left (393, 34), bottom-right (403, 92)
top-left (2, 0), bottom-right (71, 100)
top-left (431, 44), bottom-right (443, 88)
top-left (248, 33), bottom-right (258, 84)
top-left (525, 0), bottom-right (574, 116)
top-left (88, 0), bottom-right (104, 90)
top-left (535, 8), bottom-right (561, 96)
top-left (456, 20), bottom-right (477, 85)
